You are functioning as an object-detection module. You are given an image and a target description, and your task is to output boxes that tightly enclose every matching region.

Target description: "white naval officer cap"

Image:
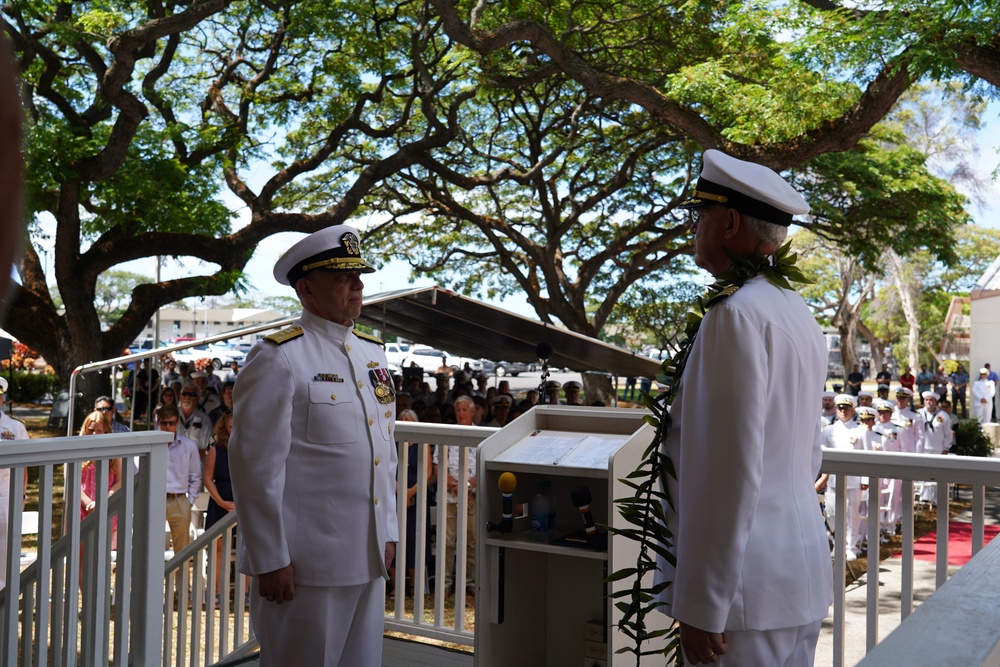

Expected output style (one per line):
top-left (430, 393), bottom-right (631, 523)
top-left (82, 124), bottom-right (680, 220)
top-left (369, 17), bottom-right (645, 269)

top-left (856, 406), bottom-right (877, 419)
top-left (0, 376), bottom-right (6, 393)
top-left (980, 368), bottom-right (989, 375)
top-left (273, 224), bottom-right (375, 286)
top-left (895, 387), bottom-right (913, 397)
top-left (678, 149), bottom-right (810, 226)
top-left (874, 399), bottom-right (895, 412)
top-left (834, 394), bottom-right (856, 407)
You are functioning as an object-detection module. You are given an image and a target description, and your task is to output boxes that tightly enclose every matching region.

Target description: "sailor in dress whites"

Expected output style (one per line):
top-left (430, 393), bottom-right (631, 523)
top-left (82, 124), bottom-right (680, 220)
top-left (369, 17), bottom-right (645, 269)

top-left (230, 225), bottom-right (398, 667)
top-left (916, 391), bottom-right (952, 505)
top-left (654, 150), bottom-right (832, 665)
top-left (872, 401), bottom-right (901, 537)
top-left (819, 394), bottom-right (866, 562)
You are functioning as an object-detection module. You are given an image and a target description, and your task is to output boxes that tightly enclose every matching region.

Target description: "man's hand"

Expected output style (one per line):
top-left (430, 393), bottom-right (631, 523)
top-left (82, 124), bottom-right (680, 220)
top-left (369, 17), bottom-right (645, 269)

top-left (384, 542), bottom-right (396, 572)
top-left (258, 564), bottom-right (295, 604)
top-left (680, 622), bottom-right (728, 664)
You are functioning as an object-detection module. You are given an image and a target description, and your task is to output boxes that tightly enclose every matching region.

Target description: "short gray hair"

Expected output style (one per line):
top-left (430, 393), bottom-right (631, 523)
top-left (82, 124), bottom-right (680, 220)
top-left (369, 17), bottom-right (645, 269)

top-left (742, 213), bottom-right (788, 247)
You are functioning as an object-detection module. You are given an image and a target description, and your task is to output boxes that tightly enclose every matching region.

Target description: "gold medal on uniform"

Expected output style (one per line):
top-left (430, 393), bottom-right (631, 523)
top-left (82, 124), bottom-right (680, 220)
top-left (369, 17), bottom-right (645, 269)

top-left (369, 368), bottom-right (395, 404)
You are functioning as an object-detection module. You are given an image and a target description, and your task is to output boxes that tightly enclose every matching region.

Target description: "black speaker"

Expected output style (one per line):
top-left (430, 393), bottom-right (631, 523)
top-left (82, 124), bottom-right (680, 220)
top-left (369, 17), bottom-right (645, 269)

top-left (0, 337), bottom-right (11, 360)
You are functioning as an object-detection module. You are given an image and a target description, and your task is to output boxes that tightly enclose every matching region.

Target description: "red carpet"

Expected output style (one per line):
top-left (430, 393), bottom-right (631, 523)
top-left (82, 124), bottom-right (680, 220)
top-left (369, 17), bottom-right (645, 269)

top-left (897, 521), bottom-right (1000, 566)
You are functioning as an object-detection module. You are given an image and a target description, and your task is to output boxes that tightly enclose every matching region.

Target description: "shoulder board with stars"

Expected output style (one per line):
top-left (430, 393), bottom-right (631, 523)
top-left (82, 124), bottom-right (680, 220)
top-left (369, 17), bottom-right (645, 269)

top-left (705, 283), bottom-right (742, 309)
top-left (264, 326), bottom-right (304, 345)
top-left (353, 329), bottom-right (384, 347)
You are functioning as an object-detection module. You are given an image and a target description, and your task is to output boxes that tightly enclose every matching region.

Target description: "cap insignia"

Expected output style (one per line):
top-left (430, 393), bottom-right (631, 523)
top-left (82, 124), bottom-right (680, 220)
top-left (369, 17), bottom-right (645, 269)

top-left (341, 232), bottom-right (361, 256)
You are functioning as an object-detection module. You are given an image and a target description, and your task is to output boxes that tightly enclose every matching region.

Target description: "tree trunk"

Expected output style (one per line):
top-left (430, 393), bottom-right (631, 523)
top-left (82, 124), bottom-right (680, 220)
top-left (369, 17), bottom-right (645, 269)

top-left (581, 372), bottom-right (616, 407)
top-left (887, 249), bottom-right (922, 370)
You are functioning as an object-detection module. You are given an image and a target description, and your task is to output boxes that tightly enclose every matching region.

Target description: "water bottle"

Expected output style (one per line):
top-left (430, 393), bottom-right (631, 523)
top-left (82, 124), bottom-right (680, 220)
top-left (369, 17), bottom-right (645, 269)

top-left (531, 482), bottom-right (552, 541)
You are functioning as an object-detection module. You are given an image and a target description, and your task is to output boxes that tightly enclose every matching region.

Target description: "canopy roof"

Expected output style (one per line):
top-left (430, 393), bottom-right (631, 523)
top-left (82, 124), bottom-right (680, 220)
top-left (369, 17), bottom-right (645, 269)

top-left (357, 286), bottom-right (660, 379)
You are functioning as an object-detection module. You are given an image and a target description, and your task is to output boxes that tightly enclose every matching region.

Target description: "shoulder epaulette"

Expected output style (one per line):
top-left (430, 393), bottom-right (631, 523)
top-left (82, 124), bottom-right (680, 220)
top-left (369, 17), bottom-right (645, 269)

top-left (353, 329), bottom-right (384, 347)
top-left (705, 283), bottom-right (742, 309)
top-left (264, 326), bottom-right (304, 345)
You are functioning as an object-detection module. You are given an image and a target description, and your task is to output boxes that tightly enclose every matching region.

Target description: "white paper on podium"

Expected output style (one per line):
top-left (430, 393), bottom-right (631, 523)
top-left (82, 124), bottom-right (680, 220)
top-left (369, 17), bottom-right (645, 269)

top-left (492, 431), bottom-right (627, 470)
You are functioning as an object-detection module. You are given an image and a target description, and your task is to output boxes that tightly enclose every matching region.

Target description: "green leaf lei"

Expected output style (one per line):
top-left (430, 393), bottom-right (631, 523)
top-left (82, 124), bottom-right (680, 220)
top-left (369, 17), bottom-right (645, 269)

top-left (606, 242), bottom-right (810, 665)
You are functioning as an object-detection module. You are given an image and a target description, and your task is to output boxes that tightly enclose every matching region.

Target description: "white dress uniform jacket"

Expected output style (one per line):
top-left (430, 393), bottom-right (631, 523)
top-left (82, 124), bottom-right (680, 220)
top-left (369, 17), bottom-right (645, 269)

top-left (891, 406), bottom-right (922, 454)
top-left (0, 412), bottom-right (28, 589)
top-left (655, 276), bottom-right (833, 634)
top-left (230, 309), bottom-right (398, 586)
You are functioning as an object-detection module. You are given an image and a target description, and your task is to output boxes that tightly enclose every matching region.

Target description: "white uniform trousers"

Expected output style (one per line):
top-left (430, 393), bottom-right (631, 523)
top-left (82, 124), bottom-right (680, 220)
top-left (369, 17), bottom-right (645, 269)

top-left (710, 620), bottom-right (822, 667)
top-left (250, 576), bottom-right (385, 667)
top-left (825, 484), bottom-right (863, 555)
top-left (973, 401), bottom-right (991, 424)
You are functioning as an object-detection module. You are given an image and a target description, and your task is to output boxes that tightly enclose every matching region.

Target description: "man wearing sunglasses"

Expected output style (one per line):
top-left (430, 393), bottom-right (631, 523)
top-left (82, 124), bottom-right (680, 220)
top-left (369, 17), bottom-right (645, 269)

top-left (230, 225), bottom-right (397, 667)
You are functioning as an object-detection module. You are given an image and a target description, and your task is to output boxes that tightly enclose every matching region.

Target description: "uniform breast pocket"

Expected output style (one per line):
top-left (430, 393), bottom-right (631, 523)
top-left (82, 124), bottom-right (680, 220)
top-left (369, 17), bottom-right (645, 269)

top-left (307, 383), bottom-right (359, 445)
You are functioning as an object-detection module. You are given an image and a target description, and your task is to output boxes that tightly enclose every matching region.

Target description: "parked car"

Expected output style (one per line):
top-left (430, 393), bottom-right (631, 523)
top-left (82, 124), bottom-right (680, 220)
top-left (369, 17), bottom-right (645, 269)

top-left (401, 346), bottom-right (482, 376)
top-left (172, 343), bottom-right (245, 370)
top-left (384, 341), bottom-right (411, 367)
top-left (479, 359), bottom-right (531, 377)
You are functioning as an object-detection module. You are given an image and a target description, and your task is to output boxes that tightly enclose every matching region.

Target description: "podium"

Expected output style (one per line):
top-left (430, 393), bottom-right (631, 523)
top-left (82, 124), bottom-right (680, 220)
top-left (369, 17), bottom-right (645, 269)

top-left (475, 405), bottom-right (671, 666)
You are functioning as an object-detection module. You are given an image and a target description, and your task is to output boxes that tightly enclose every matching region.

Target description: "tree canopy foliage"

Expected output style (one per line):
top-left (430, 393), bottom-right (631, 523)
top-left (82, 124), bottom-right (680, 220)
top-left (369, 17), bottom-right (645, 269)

top-left (4, 0), bottom-right (998, 393)
top-left (5, 0), bottom-right (468, 386)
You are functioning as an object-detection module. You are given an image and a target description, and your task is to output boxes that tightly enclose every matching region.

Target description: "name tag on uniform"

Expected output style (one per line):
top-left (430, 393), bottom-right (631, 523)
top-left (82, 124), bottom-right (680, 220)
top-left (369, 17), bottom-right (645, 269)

top-left (314, 373), bottom-right (345, 382)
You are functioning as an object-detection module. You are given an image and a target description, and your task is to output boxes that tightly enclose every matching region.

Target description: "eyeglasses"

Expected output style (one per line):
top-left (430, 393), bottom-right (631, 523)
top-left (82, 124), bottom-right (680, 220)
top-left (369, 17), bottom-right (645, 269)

top-left (160, 419), bottom-right (178, 426)
top-left (96, 406), bottom-right (113, 412)
top-left (180, 392), bottom-right (197, 398)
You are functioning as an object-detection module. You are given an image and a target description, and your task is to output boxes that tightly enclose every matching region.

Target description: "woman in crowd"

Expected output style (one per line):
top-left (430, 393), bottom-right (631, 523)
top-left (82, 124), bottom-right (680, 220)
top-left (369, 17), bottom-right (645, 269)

top-left (79, 410), bottom-right (123, 545)
top-left (204, 412), bottom-right (235, 600)
top-left (209, 381), bottom-right (234, 425)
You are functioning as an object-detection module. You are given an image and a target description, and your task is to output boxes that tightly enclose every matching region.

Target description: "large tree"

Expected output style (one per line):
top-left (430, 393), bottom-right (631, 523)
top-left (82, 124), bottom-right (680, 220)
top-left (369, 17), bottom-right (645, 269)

top-left (5, 0), bottom-right (468, 397)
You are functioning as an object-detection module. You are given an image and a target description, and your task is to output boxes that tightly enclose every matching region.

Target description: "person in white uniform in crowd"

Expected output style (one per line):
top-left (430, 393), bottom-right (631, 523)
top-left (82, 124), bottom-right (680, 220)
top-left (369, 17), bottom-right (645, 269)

top-left (0, 377), bottom-right (28, 588)
top-left (230, 225), bottom-right (398, 667)
top-left (873, 399), bottom-right (901, 537)
top-left (854, 406), bottom-right (879, 551)
top-left (654, 149), bottom-right (832, 666)
top-left (818, 394), bottom-right (866, 562)
top-left (971, 368), bottom-right (995, 424)
top-left (819, 390), bottom-right (838, 429)
top-left (916, 391), bottom-right (953, 506)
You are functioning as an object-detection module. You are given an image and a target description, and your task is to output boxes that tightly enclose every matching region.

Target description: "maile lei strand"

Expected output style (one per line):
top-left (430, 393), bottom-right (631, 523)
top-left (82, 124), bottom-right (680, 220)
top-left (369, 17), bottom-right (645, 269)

top-left (606, 242), bottom-right (810, 665)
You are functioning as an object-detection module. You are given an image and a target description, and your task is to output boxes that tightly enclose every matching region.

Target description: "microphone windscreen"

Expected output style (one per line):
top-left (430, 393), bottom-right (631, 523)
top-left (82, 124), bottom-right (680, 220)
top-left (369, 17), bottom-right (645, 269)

top-left (535, 341), bottom-right (553, 360)
top-left (571, 485), bottom-right (592, 507)
top-left (498, 472), bottom-right (517, 493)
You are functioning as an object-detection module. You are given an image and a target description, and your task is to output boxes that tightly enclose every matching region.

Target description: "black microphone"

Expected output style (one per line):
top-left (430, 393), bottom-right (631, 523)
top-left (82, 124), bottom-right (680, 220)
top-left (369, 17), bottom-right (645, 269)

top-left (487, 472), bottom-right (517, 534)
top-left (571, 485), bottom-right (597, 546)
top-left (535, 341), bottom-right (553, 361)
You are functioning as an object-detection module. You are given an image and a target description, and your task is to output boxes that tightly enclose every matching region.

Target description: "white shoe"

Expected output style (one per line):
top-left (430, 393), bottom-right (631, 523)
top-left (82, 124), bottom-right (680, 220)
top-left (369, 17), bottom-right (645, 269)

top-left (845, 550), bottom-right (858, 562)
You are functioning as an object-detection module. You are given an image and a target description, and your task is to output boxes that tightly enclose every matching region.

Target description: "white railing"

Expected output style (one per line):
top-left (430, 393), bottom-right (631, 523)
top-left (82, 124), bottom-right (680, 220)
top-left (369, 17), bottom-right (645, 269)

top-left (0, 430), bottom-right (171, 667)
top-left (820, 449), bottom-right (1000, 667)
top-left (388, 421), bottom-right (497, 646)
top-left (6, 422), bottom-right (1000, 666)
top-left (162, 512), bottom-right (256, 667)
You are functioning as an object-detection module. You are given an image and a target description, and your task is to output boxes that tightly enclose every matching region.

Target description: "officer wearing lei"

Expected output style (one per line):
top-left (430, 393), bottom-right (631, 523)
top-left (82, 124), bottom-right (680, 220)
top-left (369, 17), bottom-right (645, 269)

top-left (229, 225), bottom-right (398, 667)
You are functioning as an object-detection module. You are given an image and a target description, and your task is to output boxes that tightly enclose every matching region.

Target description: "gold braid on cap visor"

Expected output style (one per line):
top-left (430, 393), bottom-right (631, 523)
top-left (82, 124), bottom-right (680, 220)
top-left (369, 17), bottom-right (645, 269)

top-left (300, 257), bottom-right (372, 272)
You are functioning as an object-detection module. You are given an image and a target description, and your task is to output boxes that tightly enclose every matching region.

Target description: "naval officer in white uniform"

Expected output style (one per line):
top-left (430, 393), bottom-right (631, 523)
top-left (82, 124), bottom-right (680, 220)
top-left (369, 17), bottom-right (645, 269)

top-left (230, 225), bottom-right (398, 667)
top-left (655, 150), bottom-right (832, 665)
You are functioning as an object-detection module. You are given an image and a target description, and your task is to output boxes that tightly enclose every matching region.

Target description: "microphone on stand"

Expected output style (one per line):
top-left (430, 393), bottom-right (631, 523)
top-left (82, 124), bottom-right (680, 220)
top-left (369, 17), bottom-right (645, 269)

top-left (487, 472), bottom-right (517, 534)
top-left (536, 341), bottom-right (553, 404)
top-left (571, 485), bottom-right (599, 547)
